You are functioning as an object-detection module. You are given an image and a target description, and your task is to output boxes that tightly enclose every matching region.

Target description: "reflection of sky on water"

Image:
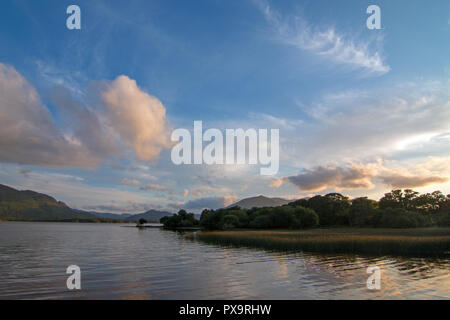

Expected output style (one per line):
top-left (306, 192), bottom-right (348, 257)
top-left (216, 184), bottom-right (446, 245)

top-left (0, 222), bottom-right (448, 299)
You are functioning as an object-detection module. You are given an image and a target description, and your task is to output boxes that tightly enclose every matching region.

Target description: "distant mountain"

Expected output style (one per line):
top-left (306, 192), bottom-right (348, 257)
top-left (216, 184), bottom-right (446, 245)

top-left (0, 183), bottom-right (296, 222)
top-left (125, 210), bottom-right (173, 223)
top-left (0, 184), bottom-right (98, 221)
top-left (228, 195), bottom-right (293, 209)
top-left (91, 209), bottom-right (180, 223)
top-left (89, 211), bottom-right (133, 220)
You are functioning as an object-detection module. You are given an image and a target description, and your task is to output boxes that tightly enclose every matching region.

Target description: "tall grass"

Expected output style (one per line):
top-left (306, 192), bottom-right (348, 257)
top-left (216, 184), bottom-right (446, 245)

top-left (190, 228), bottom-right (450, 256)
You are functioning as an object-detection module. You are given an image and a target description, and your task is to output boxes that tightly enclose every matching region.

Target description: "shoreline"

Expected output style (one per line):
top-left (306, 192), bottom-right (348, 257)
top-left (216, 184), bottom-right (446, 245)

top-left (187, 228), bottom-right (450, 257)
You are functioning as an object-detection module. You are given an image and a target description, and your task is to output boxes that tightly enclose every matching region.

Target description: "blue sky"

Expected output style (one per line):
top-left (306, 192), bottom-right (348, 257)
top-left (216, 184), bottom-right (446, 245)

top-left (0, 0), bottom-right (450, 213)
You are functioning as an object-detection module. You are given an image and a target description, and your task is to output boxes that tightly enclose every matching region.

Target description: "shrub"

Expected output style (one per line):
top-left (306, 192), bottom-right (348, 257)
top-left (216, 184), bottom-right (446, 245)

top-left (293, 206), bottom-right (319, 228)
top-left (161, 210), bottom-right (198, 229)
top-left (221, 215), bottom-right (240, 230)
top-left (249, 214), bottom-right (272, 228)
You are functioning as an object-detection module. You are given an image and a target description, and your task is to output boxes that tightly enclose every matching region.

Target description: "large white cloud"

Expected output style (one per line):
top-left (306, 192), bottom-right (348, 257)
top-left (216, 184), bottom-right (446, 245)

top-left (0, 63), bottom-right (172, 168)
top-left (99, 75), bottom-right (172, 162)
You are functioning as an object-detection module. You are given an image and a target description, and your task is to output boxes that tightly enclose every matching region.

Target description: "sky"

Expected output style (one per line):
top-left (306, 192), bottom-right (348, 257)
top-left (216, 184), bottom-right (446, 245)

top-left (0, 0), bottom-right (450, 213)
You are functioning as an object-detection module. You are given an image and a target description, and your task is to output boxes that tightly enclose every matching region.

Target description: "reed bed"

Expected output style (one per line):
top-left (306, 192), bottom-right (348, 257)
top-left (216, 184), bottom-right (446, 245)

top-left (190, 228), bottom-right (450, 256)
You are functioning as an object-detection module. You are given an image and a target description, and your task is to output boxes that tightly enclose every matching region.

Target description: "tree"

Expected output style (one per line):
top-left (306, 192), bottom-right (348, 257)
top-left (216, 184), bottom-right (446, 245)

top-left (306, 193), bottom-right (350, 226)
top-left (160, 216), bottom-right (170, 224)
top-left (379, 189), bottom-right (420, 211)
top-left (221, 215), bottom-right (240, 230)
top-left (349, 197), bottom-right (378, 226)
top-left (414, 191), bottom-right (447, 213)
top-left (137, 218), bottom-right (147, 226)
top-left (403, 189), bottom-right (420, 210)
top-left (162, 210), bottom-right (199, 229)
top-left (292, 206), bottom-right (319, 228)
top-left (178, 209), bottom-right (188, 219)
top-left (379, 190), bottom-right (402, 209)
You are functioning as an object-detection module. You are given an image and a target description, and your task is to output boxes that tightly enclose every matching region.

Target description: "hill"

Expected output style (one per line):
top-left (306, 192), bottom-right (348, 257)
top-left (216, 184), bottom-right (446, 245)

top-left (0, 184), bottom-right (98, 221)
top-left (228, 195), bottom-right (293, 209)
top-left (125, 210), bottom-right (173, 223)
top-left (89, 211), bottom-right (133, 220)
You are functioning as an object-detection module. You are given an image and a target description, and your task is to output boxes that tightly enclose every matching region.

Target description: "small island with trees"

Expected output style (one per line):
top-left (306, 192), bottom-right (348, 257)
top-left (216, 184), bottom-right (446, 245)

top-left (160, 189), bottom-right (450, 256)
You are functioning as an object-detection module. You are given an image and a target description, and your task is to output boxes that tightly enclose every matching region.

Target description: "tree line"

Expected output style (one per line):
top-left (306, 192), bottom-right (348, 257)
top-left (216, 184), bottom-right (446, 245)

top-left (161, 189), bottom-right (450, 230)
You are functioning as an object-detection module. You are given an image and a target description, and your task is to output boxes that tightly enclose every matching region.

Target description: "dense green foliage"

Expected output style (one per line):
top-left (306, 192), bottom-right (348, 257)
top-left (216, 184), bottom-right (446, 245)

top-left (290, 190), bottom-right (450, 228)
top-left (164, 189), bottom-right (450, 230)
top-left (198, 205), bottom-right (319, 230)
top-left (160, 210), bottom-right (199, 229)
top-left (137, 218), bottom-right (147, 226)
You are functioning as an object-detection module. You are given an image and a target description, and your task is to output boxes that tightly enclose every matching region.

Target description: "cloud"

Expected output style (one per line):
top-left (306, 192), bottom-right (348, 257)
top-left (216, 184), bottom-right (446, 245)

top-left (255, 0), bottom-right (390, 76)
top-left (272, 162), bottom-right (378, 192)
top-left (51, 86), bottom-right (118, 159)
top-left (129, 164), bottom-right (151, 171)
top-left (99, 75), bottom-right (172, 162)
top-left (36, 60), bottom-right (85, 97)
top-left (0, 63), bottom-right (172, 168)
top-left (0, 63), bottom-right (99, 168)
top-left (120, 175), bottom-right (185, 198)
top-left (82, 202), bottom-right (154, 214)
top-left (248, 112), bottom-right (303, 130)
top-left (379, 156), bottom-right (450, 188)
top-left (285, 81), bottom-right (450, 167)
top-left (188, 184), bottom-right (236, 199)
top-left (272, 157), bottom-right (450, 192)
top-left (269, 178), bottom-right (284, 188)
top-left (139, 184), bottom-right (166, 191)
top-left (18, 168), bottom-right (32, 177)
top-left (121, 178), bottom-right (141, 186)
top-left (379, 174), bottom-right (448, 189)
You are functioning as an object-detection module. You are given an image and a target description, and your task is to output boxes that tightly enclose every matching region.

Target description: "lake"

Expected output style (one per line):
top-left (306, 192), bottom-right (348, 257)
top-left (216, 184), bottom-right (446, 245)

top-left (0, 222), bottom-right (448, 299)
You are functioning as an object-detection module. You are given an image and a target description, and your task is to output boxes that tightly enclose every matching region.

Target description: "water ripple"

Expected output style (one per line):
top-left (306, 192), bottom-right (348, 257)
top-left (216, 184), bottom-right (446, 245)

top-left (0, 222), bottom-right (448, 299)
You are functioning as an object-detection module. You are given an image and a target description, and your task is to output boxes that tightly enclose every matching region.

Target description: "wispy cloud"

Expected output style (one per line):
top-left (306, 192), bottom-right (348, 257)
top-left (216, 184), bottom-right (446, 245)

top-left (282, 80), bottom-right (450, 168)
top-left (271, 157), bottom-right (450, 192)
top-left (379, 174), bottom-right (448, 189)
top-left (121, 178), bottom-right (141, 186)
top-left (254, 0), bottom-right (390, 76)
top-left (139, 184), bottom-right (166, 191)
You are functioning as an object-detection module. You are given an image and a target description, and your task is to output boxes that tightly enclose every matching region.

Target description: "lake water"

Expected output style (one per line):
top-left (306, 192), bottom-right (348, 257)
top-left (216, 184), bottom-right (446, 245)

top-left (0, 222), bottom-right (448, 300)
